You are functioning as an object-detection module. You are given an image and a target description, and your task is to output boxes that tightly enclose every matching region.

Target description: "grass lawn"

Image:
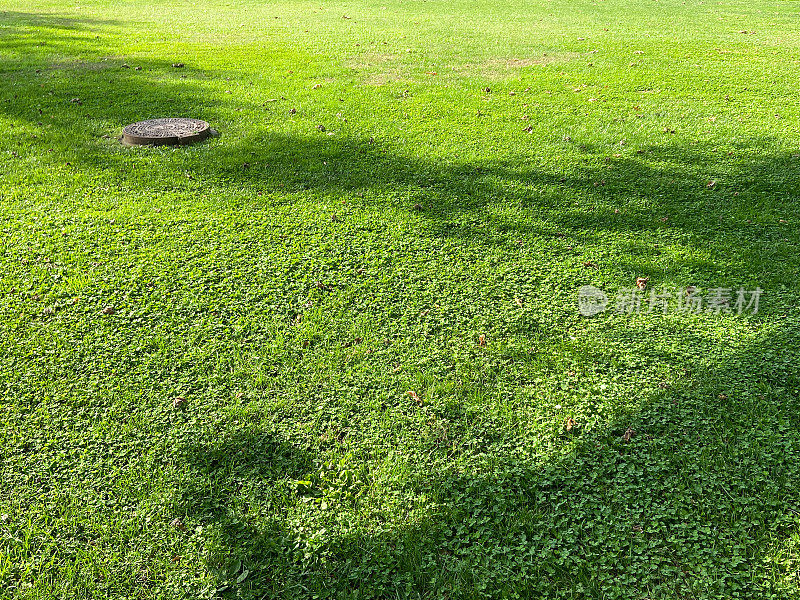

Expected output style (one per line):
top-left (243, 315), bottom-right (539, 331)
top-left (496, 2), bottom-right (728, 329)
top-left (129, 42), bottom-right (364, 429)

top-left (2, 0), bottom-right (800, 597)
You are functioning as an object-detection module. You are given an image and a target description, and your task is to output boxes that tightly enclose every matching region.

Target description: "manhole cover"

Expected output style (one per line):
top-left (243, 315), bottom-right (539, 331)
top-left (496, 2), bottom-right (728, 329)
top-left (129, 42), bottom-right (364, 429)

top-left (121, 118), bottom-right (211, 146)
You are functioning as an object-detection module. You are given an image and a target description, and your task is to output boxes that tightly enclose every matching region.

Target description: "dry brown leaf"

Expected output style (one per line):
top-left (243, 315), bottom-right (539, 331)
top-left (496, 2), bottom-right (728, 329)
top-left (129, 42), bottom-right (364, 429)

top-left (635, 277), bottom-right (649, 290)
top-left (407, 390), bottom-right (423, 406)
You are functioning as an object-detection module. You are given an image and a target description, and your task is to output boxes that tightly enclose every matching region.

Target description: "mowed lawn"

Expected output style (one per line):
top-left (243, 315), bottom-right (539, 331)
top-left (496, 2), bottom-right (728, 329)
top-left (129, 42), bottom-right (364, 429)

top-left (2, 0), bottom-right (800, 598)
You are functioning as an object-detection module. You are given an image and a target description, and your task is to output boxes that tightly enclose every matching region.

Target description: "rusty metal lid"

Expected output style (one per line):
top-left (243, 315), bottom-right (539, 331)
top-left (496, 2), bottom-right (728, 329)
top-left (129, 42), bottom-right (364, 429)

top-left (121, 117), bottom-right (211, 146)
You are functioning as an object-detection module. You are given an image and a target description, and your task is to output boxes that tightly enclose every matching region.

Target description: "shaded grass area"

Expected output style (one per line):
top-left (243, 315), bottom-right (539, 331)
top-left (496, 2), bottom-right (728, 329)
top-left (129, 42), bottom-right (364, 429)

top-left (1, 2), bottom-right (800, 599)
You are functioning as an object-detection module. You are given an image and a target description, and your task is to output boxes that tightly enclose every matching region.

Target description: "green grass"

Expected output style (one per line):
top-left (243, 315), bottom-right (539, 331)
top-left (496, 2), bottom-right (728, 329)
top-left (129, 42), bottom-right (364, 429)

top-left (2, 0), bottom-right (800, 598)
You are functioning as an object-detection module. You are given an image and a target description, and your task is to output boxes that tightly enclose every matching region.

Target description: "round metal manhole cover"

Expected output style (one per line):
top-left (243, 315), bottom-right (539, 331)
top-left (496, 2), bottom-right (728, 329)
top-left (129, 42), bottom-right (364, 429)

top-left (121, 118), bottom-right (211, 146)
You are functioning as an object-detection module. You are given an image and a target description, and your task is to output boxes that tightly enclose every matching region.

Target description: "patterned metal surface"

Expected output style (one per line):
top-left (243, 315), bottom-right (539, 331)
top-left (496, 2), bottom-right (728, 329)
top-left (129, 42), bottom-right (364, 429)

top-left (121, 118), bottom-right (210, 146)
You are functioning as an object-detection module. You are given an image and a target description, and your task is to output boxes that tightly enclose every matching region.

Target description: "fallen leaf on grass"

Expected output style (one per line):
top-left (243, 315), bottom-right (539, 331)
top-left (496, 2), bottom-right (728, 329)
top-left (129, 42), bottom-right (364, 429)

top-left (478, 334), bottom-right (487, 347)
top-left (635, 277), bottom-right (649, 290)
top-left (314, 281), bottom-right (331, 291)
top-left (407, 391), bottom-right (423, 406)
top-left (170, 518), bottom-right (187, 532)
top-left (565, 418), bottom-right (575, 432)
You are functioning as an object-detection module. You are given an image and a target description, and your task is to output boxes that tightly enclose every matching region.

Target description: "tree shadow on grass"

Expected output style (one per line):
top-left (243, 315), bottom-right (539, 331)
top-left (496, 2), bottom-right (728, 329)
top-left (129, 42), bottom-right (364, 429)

top-left (148, 129), bottom-right (799, 294)
top-left (0, 11), bottom-right (123, 68)
top-left (1, 12), bottom-right (798, 299)
top-left (175, 321), bottom-right (800, 599)
top-left (173, 430), bottom-right (316, 598)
